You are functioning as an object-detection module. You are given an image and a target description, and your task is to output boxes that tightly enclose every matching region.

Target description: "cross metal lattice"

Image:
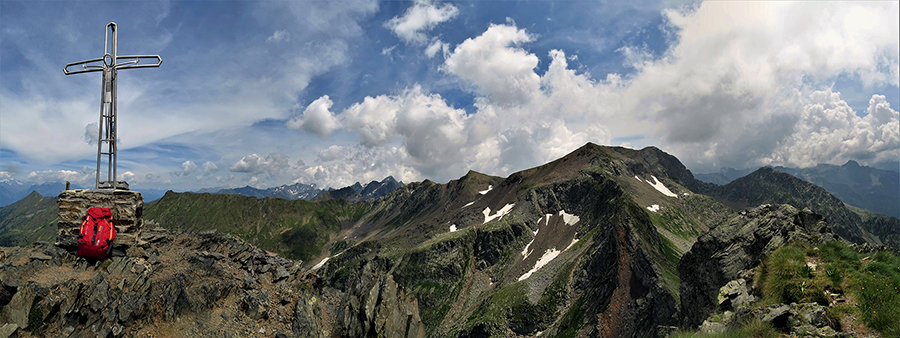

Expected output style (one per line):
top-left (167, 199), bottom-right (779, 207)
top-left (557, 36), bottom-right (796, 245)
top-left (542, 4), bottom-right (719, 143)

top-left (64, 22), bottom-right (162, 190)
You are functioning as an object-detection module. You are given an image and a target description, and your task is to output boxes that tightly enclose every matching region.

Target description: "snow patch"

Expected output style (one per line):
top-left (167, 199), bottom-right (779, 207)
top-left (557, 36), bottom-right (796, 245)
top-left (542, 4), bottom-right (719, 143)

top-left (648, 176), bottom-right (678, 197)
top-left (311, 257), bottom-right (329, 270)
top-left (478, 185), bottom-right (493, 195)
top-left (311, 251), bottom-right (342, 270)
top-left (636, 175), bottom-right (678, 198)
top-left (521, 228), bottom-right (539, 258)
top-left (462, 201), bottom-right (474, 208)
top-left (647, 204), bottom-right (661, 212)
top-left (449, 224), bottom-right (457, 232)
top-left (482, 203), bottom-right (515, 224)
top-left (565, 238), bottom-right (579, 251)
top-left (518, 248), bottom-right (562, 281)
top-left (558, 210), bottom-right (580, 225)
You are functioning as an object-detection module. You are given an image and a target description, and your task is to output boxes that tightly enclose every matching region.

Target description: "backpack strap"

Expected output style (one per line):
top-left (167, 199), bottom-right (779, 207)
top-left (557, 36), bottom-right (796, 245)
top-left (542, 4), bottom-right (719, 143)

top-left (108, 220), bottom-right (116, 241)
top-left (79, 219), bottom-right (87, 238)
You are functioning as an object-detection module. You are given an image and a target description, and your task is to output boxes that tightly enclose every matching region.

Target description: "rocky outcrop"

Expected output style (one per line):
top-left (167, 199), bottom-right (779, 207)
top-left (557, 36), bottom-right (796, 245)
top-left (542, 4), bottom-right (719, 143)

top-left (340, 261), bottom-right (425, 338)
top-left (679, 204), bottom-right (839, 328)
top-left (699, 302), bottom-right (851, 337)
top-left (0, 228), bottom-right (423, 338)
top-left (56, 189), bottom-right (144, 253)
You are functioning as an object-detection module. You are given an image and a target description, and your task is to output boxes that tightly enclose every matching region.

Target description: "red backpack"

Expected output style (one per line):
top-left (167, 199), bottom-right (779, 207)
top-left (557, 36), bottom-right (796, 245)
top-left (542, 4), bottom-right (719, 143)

top-left (77, 207), bottom-right (116, 259)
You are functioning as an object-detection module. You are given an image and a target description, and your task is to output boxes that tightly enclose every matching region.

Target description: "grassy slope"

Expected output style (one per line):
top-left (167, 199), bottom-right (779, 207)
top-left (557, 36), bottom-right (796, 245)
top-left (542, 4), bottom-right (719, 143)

top-left (143, 191), bottom-right (371, 261)
top-left (677, 241), bottom-right (899, 337)
top-left (0, 191), bottom-right (58, 246)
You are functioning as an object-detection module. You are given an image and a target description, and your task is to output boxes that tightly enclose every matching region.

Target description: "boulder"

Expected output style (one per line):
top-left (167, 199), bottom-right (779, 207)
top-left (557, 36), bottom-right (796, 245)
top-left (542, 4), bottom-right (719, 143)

top-left (717, 278), bottom-right (756, 311)
top-left (756, 303), bottom-right (796, 331)
top-left (795, 302), bottom-right (827, 327)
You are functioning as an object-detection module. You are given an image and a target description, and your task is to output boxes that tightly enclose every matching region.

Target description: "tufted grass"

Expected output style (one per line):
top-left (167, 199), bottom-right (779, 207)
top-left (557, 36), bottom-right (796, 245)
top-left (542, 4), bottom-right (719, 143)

top-left (671, 318), bottom-right (781, 338)
top-left (754, 241), bottom-right (900, 336)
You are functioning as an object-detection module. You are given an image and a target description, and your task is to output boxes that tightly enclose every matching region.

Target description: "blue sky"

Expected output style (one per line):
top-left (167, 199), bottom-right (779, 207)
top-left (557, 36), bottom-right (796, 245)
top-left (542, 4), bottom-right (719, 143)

top-left (1, 0), bottom-right (898, 191)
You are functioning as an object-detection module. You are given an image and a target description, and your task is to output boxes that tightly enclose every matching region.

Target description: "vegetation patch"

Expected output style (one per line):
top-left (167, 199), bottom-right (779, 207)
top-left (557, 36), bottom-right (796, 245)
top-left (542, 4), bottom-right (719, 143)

top-left (464, 261), bottom-right (574, 337)
top-left (551, 296), bottom-right (585, 338)
top-left (394, 233), bottom-right (474, 334)
top-left (673, 318), bottom-right (781, 338)
top-left (754, 241), bottom-right (900, 336)
top-left (28, 305), bottom-right (43, 331)
top-left (144, 192), bottom-right (370, 261)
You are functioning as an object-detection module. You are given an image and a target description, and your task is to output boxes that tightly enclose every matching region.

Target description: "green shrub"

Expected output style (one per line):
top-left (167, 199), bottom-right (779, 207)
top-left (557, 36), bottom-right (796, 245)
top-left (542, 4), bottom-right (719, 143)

top-left (27, 306), bottom-right (43, 330)
top-left (824, 262), bottom-right (843, 290)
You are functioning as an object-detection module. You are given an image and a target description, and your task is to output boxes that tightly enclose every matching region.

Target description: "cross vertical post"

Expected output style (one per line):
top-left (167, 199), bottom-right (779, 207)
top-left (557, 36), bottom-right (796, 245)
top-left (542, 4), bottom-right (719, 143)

top-left (64, 22), bottom-right (162, 190)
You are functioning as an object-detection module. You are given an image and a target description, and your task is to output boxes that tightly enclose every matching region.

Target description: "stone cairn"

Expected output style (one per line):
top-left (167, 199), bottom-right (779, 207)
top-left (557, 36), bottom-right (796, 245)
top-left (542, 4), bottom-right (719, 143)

top-left (56, 189), bottom-right (144, 255)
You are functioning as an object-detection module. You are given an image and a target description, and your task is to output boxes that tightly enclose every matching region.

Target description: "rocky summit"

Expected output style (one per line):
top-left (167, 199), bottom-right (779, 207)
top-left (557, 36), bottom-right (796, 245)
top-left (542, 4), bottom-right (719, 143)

top-left (1, 143), bottom-right (898, 337)
top-left (0, 228), bottom-right (423, 338)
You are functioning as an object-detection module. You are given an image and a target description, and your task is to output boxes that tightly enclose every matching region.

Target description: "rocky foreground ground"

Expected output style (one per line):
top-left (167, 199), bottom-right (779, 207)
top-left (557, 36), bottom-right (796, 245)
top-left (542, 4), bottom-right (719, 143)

top-left (0, 227), bottom-right (424, 338)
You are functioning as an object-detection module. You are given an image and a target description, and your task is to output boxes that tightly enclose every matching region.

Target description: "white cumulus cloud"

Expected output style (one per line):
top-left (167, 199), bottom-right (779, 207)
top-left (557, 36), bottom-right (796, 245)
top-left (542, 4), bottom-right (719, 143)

top-left (229, 153), bottom-right (292, 177)
top-left (385, 0), bottom-right (458, 44)
top-left (773, 91), bottom-right (899, 167)
top-left (287, 95), bottom-right (341, 138)
top-left (443, 24), bottom-right (540, 107)
top-left (609, 1), bottom-right (899, 171)
top-left (27, 168), bottom-right (93, 185)
top-left (202, 161), bottom-right (218, 173)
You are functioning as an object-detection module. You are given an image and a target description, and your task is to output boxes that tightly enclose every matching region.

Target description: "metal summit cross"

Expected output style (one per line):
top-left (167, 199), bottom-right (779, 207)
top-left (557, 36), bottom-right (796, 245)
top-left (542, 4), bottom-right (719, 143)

top-left (64, 22), bottom-right (162, 190)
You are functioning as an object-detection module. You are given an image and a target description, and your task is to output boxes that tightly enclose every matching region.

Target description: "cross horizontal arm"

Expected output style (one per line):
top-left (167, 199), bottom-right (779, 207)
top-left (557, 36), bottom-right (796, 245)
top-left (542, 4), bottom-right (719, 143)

top-left (114, 55), bottom-right (163, 70)
top-left (63, 58), bottom-right (105, 75)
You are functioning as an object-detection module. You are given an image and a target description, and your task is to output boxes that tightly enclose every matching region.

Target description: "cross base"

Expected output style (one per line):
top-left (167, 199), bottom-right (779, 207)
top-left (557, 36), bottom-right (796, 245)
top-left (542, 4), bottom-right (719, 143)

top-left (98, 180), bottom-right (130, 190)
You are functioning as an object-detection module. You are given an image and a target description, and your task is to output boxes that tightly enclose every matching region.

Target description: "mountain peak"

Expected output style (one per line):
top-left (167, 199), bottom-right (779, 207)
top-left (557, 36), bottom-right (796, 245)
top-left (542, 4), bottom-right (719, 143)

top-left (843, 160), bottom-right (861, 168)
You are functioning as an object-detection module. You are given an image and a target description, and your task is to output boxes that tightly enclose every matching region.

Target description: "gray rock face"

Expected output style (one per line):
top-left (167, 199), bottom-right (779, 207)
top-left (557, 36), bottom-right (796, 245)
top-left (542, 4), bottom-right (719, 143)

top-left (341, 261), bottom-right (425, 338)
top-left (678, 204), bottom-right (838, 327)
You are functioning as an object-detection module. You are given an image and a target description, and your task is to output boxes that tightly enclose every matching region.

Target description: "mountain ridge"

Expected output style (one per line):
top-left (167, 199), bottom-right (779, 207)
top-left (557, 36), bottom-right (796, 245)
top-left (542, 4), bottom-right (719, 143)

top-left (707, 166), bottom-right (900, 248)
top-left (2, 143), bottom-right (898, 337)
top-left (696, 161), bottom-right (899, 218)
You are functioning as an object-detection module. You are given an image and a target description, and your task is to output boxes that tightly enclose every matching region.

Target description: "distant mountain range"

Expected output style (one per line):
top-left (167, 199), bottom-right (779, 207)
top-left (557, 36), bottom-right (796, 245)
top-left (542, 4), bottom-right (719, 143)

top-left (0, 180), bottom-right (170, 207)
top-left (0, 191), bottom-right (58, 246)
top-left (208, 176), bottom-right (402, 202)
top-left (0, 181), bottom-right (76, 207)
top-left (138, 143), bottom-right (899, 336)
top-left (0, 176), bottom-right (401, 209)
top-left (696, 161), bottom-right (899, 218)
